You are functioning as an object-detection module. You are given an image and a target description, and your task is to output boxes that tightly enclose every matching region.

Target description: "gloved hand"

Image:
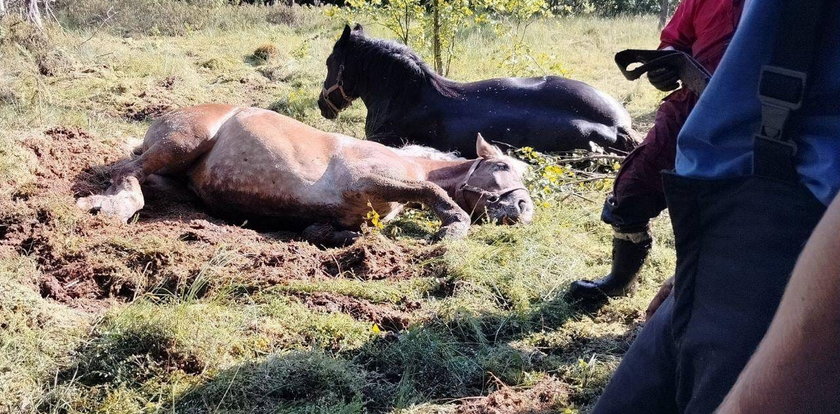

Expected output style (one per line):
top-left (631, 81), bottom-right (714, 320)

top-left (647, 65), bottom-right (681, 92)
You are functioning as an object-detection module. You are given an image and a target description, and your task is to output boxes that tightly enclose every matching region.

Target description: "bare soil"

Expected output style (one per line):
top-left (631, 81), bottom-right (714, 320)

top-left (457, 377), bottom-right (570, 414)
top-left (301, 291), bottom-right (416, 331)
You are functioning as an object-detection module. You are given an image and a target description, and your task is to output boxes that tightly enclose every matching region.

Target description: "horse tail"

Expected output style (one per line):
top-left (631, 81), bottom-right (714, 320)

top-left (125, 137), bottom-right (145, 159)
top-left (613, 125), bottom-right (641, 153)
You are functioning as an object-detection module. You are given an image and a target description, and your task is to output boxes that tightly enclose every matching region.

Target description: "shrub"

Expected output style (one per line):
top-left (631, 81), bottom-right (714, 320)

top-left (549, 0), bottom-right (680, 16)
top-left (252, 43), bottom-right (280, 61)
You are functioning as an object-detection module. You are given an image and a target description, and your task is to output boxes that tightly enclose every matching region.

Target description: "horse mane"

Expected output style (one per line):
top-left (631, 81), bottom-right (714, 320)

top-left (394, 144), bottom-right (530, 179)
top-left (393, 144), bottom-right (464, 161)
top-left (349, 35), bottom-right (460, 98)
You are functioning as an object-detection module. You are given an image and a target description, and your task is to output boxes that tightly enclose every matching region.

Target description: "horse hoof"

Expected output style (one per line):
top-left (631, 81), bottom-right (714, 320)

top-left (76, 195), bottom-right (103, 213)
top-left (77, 195), bottom-right (137, 223)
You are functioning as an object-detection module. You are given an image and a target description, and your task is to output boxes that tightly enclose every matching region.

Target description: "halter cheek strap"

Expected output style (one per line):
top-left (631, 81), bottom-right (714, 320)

top-left (320, 64), bottom-right (355, 114)
top-left (454, 159), bottom-right (527, 209)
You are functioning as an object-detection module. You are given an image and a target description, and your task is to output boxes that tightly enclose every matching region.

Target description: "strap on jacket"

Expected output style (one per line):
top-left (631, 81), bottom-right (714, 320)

top-left (753, 0), bottom-right (829, 181)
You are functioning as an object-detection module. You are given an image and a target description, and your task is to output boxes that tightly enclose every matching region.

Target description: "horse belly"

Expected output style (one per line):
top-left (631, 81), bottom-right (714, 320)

top-left (442, 106), bottom-right (621, 154)
top-left (187, 136), bottom-right (344, 224)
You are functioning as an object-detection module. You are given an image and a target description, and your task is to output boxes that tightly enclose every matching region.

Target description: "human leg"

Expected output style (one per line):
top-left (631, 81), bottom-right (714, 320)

top-left (567, 92), bottom-right (696, 306)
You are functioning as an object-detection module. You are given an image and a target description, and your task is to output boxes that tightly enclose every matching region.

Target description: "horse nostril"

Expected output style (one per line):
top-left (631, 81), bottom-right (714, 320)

top-left (517, 199), bottom-right (528, 213)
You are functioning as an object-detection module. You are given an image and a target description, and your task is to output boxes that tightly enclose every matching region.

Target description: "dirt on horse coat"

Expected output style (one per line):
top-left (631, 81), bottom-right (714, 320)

top-left (76, 104), bottom-right (534, 244)
top-left (318, 24), bottom-right (638, 158)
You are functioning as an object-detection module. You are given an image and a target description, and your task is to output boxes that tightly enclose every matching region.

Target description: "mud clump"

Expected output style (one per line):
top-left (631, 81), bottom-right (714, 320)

top-left (119, 86), bottom-right (180, 122)
top-left (252, 43), bottom-right (280, 62)
top-left (302, 292), bottom-right (413, 331)
top-left (33, 126), bottom-right (123, 195)
top-left (457, 378), bottom-right (570, 414)
top-left (324, 236), bottom-right (445, 280)
top-left (160, 76), bottom-right (178, 90)
top-left (122, 102), bottom-right (175, 122)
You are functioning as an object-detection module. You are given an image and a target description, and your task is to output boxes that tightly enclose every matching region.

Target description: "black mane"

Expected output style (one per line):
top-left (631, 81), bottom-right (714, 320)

top-left (348, 35), bottom-right (460, 98)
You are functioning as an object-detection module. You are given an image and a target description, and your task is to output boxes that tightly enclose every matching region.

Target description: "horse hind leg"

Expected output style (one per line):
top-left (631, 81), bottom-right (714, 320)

top-left (76, 133), bottom-right (213, 222)
top-left (76, 143), bottom-right (195, 222)
top-left (143, 174), bottom-right (193, 203)
top-left (77, 107), bottom-right (237, 222)
top-left (614, 125), bottom-right (641, 152)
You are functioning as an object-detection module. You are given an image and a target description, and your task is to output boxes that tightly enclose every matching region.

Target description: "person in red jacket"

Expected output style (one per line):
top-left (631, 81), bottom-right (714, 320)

top-left (567, 0), bottom-right (744, 307)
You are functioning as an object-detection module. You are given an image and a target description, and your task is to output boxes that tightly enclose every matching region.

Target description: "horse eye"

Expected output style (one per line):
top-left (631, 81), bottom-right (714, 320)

top-left (494, 163), bottom-right (509, 171)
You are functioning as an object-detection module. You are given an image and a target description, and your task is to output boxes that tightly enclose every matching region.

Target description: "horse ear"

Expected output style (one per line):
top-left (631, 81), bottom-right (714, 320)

top-left (352, 23), bottom-right (365, 35)
top-left (339, 24), bottom-right (351, 44)
top-left (476, 133), bottom-right (503, 159)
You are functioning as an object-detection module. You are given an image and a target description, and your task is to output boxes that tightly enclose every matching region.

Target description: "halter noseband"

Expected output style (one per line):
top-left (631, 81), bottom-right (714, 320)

top-left (454, 159), bottom-right (527, 208)
top-left (320, 64), bottom-right (354, 115)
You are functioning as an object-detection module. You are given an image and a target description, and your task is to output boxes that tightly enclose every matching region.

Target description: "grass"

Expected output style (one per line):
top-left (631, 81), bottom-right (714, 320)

top-left (0, 4), bottom-right (675, 413)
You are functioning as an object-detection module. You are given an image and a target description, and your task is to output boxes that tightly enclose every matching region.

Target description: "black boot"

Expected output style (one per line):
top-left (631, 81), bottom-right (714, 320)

top-left (567, 232), bottom-right (652, 308)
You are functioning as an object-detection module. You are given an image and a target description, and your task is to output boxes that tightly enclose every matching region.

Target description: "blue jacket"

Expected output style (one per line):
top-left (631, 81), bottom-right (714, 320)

top-left (675, 0), bottom-right (840, 205)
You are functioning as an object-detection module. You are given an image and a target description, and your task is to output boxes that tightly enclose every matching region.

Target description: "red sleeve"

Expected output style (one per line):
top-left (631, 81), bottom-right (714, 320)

top-left (659, 0), bottom-right (697, 51)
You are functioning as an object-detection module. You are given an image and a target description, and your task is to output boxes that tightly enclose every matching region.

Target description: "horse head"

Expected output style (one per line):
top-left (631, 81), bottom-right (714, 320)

top-left (319, 24), bottom-right (366, 119)
top-left (456, 134), bottom-right (534, 225)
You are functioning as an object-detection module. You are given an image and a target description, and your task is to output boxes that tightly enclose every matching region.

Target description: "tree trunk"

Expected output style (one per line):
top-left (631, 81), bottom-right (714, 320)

top-left (27, 0), bottom-right (43, 28)
top-left (658, 0), bottom-right (669, 29)
top-left (432, 0), bottom-right (442, 74)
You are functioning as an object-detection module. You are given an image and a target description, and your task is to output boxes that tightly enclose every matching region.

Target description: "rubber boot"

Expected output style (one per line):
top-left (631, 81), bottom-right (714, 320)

top-left (566, 231), bottom-right (652, 308)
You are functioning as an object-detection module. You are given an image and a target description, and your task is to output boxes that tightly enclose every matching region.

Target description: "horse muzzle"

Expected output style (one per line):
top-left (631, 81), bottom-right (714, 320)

top-left (317, 93), bottom-right (340, 119)
top-left (482, 189), bottom-right (534, 225)
top-left (318, 83), bottom-right (354, 120)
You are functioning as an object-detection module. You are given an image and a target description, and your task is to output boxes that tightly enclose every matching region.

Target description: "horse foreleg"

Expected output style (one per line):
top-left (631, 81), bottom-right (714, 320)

top-left (351, 176), bottom-right (470, 240)
top-left (302, 223), bottom-right (361, 246)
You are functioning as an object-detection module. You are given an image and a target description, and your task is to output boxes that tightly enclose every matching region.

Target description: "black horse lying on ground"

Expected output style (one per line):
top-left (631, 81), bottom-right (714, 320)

top-left (318, 24), bottom-right (638, 158)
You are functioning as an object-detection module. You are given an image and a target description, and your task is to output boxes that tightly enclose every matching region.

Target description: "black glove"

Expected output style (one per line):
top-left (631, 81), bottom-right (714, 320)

top-left (647, 65), bottom-right (680, 92)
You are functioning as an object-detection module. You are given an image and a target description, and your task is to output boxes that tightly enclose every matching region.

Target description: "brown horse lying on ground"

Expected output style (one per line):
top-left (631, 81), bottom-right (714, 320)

top-left (76, 104), bottom-right (534, 244)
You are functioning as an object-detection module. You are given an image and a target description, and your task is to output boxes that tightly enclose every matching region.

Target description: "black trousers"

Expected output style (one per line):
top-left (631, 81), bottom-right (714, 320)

top-left (592, 172), bottom-right (826, 413)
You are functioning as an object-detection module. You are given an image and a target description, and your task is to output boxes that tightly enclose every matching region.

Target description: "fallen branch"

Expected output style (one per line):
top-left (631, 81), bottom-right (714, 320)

top-left (563, 175), bottom-right (613, 185)
top-left (557, 154), bottom-right (624, 163)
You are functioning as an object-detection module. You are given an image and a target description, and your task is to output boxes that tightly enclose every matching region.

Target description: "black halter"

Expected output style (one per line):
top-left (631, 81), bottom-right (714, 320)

top-left (320, 64), bottom-right (354, 114)
top-left (454, 159), bottom-right (527, 207)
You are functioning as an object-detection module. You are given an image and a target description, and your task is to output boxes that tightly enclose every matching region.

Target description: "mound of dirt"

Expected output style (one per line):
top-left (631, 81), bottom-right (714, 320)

top-left (2, 125), bottom-right (445, 311)
top-left (457, 378), bottom-right (570, 414)
top-left (323, 237), bottom-right (446, 280)
top-left (32, 126), bottom-right (124, 196)
top-left (122, 102), bottom-right (175, 122)
top-left (302, 292), bottom-right (414, 332)
top-left (118, 84), bottom-right (180, 122)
